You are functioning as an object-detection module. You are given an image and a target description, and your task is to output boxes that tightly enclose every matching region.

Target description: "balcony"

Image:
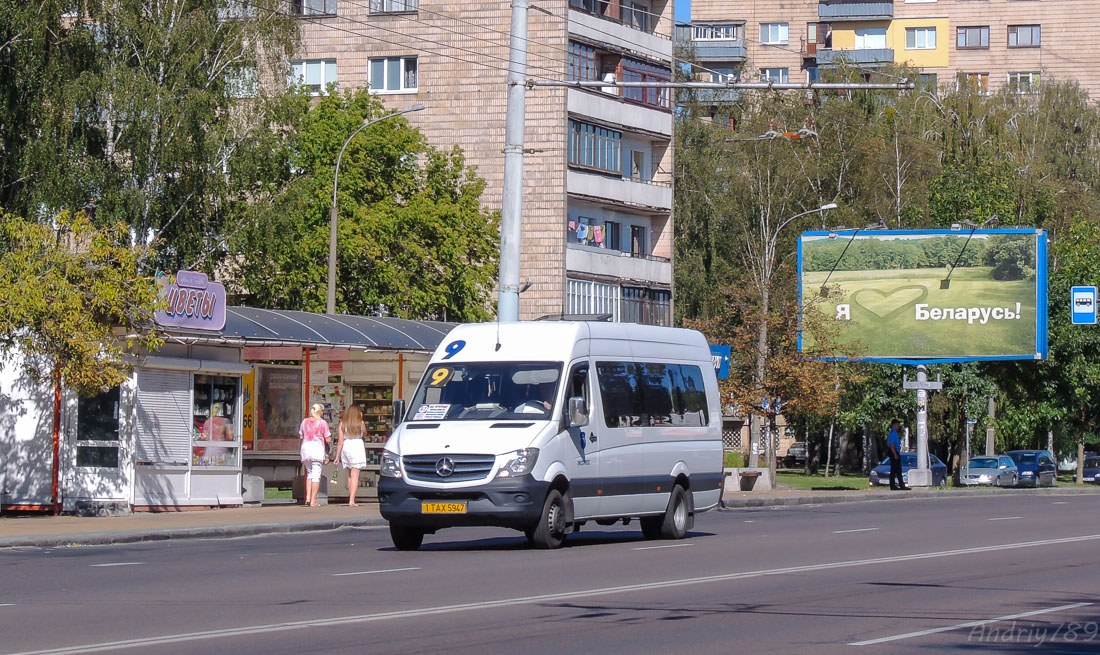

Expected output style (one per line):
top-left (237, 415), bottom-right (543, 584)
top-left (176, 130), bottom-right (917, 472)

top-left (674, 23), bottom-right (747, 62)
top-left (817, 48), bottom-right (894, 66)
top-left (567, 169), bottom-right (672, 211)
top-left (567, 89), bottom-right (672, 137)
top-left (818, 0), bottom-right (893, 21)
top-left (569, 8), bottom-right (673, 61)
top-left (566, 244), bottom-right (673, 285)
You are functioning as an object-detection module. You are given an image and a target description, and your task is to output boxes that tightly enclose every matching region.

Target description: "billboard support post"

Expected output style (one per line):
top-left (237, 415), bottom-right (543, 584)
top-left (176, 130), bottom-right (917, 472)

top-left (906, 365), bottom-right (935, 487)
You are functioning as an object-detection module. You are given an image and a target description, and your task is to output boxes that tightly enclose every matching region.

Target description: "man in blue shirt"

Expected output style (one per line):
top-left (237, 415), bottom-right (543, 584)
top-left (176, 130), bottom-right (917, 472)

top-left (887, 419), bottom-right (908, 490)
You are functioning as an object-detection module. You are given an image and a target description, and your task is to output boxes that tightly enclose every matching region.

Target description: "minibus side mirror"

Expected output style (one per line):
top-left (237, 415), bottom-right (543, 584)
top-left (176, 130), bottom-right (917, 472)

top-left (567, 396), bottom-right (588, 428)
top-left (392, 399), bottom-right (406, 426)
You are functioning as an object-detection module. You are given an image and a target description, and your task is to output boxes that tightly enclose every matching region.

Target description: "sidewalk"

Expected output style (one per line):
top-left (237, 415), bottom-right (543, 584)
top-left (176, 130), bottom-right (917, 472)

top-left (0, 502), bottom-right (387, 549)
top-left (3, 486), bottom-right (1099, 549)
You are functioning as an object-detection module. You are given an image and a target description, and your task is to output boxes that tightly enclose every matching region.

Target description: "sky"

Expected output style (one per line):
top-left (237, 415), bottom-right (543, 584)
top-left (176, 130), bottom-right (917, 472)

top-left (675, 0), bottom-right (691, 23)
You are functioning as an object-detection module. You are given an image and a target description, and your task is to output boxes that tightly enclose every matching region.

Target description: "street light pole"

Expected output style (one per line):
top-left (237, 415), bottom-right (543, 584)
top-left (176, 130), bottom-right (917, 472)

top-left (326, 103), bottom-right (425, 315)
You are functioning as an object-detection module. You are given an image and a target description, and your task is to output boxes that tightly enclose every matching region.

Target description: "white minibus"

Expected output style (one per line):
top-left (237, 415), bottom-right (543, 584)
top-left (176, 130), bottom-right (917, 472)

top-left (379, 321), bottom-right (724, 550)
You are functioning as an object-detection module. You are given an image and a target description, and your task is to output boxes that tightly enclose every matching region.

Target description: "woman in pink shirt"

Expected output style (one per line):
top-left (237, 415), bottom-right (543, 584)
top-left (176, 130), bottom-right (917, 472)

top-left (299, 403), bottom-right (331, 507)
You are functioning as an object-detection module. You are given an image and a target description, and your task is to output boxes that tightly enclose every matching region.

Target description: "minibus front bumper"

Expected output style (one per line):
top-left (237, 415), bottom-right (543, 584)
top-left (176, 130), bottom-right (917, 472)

top-left (378, 475), bottom-right (550, 530)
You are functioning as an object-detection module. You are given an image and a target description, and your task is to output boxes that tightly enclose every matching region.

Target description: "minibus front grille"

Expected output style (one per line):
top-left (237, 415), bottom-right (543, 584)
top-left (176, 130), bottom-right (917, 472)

top-left (403, 454), bottom-right (496, 482)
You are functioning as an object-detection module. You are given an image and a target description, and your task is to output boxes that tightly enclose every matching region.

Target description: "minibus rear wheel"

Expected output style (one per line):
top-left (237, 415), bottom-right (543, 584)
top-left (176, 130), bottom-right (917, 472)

top-left (659, 485), bottom-right (689, 540)
top-left (389, 523), bottom-right (424, 551)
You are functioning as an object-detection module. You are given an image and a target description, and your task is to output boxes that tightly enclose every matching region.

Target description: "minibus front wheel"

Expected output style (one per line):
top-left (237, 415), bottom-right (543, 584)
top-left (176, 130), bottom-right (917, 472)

top-left (530, 488), bottom-right (569, 549)
top-left (389, 523), bottom-right (425, 551)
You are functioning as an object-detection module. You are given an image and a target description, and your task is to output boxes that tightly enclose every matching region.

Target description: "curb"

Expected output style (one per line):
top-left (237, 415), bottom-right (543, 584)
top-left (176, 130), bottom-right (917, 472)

top-left (720, 485), bottom-right (1100, 509)
top-left (0, 516), bottom-right (389, 549)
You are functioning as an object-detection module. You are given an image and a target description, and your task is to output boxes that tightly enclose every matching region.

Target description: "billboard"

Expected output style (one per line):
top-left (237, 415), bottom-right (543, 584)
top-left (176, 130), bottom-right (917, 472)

top-left (798, 229), bottom-right (1048, 363)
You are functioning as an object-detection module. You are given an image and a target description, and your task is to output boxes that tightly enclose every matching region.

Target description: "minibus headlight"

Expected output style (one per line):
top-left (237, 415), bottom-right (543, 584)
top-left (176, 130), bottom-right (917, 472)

top-left (497, 448), bottom-right (539, 478)
top-left (381, 450), bottom-right (402, 478)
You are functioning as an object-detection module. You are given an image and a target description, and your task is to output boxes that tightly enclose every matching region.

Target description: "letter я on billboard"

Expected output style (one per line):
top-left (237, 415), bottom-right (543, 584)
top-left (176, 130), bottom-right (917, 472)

top-left (798, 230), bottom-right (1048, 362)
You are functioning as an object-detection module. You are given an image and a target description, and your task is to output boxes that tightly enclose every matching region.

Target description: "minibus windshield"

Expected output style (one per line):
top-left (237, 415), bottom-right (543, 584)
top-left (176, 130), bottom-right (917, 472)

top-left (407, 362), bottom-right (563, 421)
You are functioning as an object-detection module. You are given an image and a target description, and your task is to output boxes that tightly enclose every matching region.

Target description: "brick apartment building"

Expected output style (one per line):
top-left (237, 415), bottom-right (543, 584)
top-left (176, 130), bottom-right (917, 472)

top-left (680, 0), bottom-right (1100, 97)
top-left (291, 0), bottom-right (676, 323)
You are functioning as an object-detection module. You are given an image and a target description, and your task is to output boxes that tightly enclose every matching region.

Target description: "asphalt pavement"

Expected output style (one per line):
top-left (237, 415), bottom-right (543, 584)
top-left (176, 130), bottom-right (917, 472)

top-left (2, 493), bottom-right (1099, 654)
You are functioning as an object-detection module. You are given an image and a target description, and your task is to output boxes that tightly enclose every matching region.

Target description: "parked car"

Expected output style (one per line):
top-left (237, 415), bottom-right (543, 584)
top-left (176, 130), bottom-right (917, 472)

top-left (961, 456), bottom-right (1018, 487)
top-left (1006, 450), bottom-right (1057, 486)
top-left (869, 453), bottom-right (948, 487)
top-left (1058, 455), bottom-right (1078, 473)
top-left (784, 441), bottom-right (808, 468)
top-left (1082, 456), bottom-right (1100, 483)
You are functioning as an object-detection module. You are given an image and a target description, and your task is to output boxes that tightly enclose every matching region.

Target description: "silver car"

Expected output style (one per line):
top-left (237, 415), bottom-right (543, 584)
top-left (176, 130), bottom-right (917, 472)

top-left (961, 456), bottom-right (1018, 487)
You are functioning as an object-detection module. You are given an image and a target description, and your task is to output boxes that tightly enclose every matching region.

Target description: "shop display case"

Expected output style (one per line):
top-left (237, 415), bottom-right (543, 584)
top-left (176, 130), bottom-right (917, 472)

top-left (327, 384), bottom-right (395, 500)
top-left (192, 374), bottom-right (241, 468)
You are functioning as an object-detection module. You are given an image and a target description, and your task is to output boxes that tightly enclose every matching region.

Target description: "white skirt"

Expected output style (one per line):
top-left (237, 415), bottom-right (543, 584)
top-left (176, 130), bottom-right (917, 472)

top-left (341, 438), bottom-right (367, 469)
top-left (300, 439), bottom-right (327, 464)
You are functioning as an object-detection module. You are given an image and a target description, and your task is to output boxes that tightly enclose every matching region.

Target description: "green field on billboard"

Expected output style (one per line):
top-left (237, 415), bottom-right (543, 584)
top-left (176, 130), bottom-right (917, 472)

top-left (799, 231), bottom-right (1044, 360)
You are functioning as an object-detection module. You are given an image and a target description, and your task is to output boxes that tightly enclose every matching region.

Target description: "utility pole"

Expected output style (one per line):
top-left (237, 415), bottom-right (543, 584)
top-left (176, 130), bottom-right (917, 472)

top-left (497, 0), bottom-right (528, 323)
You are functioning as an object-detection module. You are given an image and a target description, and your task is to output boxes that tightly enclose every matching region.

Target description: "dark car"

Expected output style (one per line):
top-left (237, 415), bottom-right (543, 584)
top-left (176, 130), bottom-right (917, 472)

top-left (784, 441), bottom-right (808, 468)
top-left (1006, 450), bottom-right (1057, 486)
top-left (1082, 456), bottom-right (1100, 483)
top-left (869, 452), bottom-right (948, 487)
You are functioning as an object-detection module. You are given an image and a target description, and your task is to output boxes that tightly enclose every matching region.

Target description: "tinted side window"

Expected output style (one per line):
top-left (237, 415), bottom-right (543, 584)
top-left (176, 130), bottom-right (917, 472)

top-left (596, 362), bottom-right (644, 428)
top-left (640, 363), bottom-right (674, 425)
top-left (676, 364), bottom-right (709, 426)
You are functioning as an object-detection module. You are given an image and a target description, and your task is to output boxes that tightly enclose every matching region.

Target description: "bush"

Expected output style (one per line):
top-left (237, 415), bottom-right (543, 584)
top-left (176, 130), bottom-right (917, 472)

top-left (724, 450), bottom-right (746, 468)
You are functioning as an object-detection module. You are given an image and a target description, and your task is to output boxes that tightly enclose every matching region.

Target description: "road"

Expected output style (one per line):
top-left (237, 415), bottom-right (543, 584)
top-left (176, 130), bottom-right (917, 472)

top-left (2, 494), bottom-right (1099, 655)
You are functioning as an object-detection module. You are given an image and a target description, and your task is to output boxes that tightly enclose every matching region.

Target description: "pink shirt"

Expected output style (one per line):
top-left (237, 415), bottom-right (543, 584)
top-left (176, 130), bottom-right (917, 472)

top-left (299, 417), bottom-right (330, 442)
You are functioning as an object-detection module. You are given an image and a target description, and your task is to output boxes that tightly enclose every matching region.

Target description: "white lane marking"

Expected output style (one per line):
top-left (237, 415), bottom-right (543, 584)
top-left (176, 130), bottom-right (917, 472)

top-left (988, 516), bottom-right (1023, 521)
top-left (89, 562), bottom-right (144, 568)
top-left (0, 604), bottom-right (13, 607)
top-left (631, 543), bottom-right (694, 551)
top-left (850, 602), bottom-right (1093, 646)
top-left (833, 528), bottom-right (879, 534)
top-left (1052, 501), bottom-right (1069, 505)
top-left (744, 520), bottom-right (755, 523)
top-left (9, 532), bottom-right (1100, 655)
top-left (331, 567), bottom-right (420, 577)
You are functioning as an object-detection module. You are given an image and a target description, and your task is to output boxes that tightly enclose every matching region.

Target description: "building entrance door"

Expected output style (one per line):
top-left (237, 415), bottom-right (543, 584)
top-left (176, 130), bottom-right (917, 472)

top-left (69, 386), bottom-right (132, 504)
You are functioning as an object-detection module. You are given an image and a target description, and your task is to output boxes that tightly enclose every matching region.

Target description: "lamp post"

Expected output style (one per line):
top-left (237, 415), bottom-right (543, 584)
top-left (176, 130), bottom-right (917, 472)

top-left (327, 103), bottom-right (425, 315)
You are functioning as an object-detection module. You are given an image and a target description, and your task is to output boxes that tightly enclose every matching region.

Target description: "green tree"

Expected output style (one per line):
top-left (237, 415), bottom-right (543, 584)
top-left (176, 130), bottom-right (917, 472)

top-left (2, 0), bottom-right (298, 273)
top-left (0, 211), bottom-right (163, 393)
top-left (232, 89), bottom-right (499, 320)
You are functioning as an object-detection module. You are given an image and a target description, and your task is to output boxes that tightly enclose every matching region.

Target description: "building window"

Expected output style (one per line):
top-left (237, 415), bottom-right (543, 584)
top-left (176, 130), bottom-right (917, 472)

top-left (226, 66), bottom-right (258, 98)
top-left (568, 119), bottom-right (622, 174)
top-left (807, 66), bottom-right (819, 83)
top-left (958, 72), bottom-right (989, 95)
top-left (369, 56), bottom-right (418, 93)
top-left (1007, 24), bottom-right (1040, 48)
top-left (569, 216), bottom-right (598, 246)
top-left (369, 0), bottom-right (417, 12)
top-left (761, 67), bottom-right (788, 84)
top-left (760, 23), bottom-right (789, 45)
top-left (217, 1), bottom-right (256, 20)
top-left (709, 66), bottom-right (738, 83)
top-left (956, 26), bottom-right (989, 49)
top-left (905, 27), bottom-right (937, 50)
top-left (630, 225), bottom-right (648, 257)
top-left (622, 1), bottom-right (649, 32)
top-left (567, 278), bottom-right (620, 320)
top-left (918, 73), bottom-right (938, 92)
top-left (290, 0), bottom-right (337, 16)
top-left (1007, 71), bottom-right (1041, 94)
top-left (621, 57), bottom-right (670, 109)
top-left (604, 220), bottom-right (621, 250)
top-left (568, 41), bottom-right (597, 81)
top-left (77, 387), bottom-right (121, 468)
top-left (621, 286), bottom-right (671, 326)
top-left (290, 59), bottom-right (337, 95)
top-left (694, 23), bottom-right (742, 40)
top-left (854, 27), bottom-right (887, 50)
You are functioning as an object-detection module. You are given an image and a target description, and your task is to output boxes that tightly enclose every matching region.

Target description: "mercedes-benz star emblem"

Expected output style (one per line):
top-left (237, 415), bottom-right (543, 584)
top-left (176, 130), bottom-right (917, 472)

top-left (436, 456), bottom-right (455, 477)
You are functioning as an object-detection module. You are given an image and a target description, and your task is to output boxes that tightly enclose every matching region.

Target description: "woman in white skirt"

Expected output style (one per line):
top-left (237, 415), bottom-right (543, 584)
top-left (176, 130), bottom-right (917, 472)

top-left (334, 404), bottom-right (368, 507)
